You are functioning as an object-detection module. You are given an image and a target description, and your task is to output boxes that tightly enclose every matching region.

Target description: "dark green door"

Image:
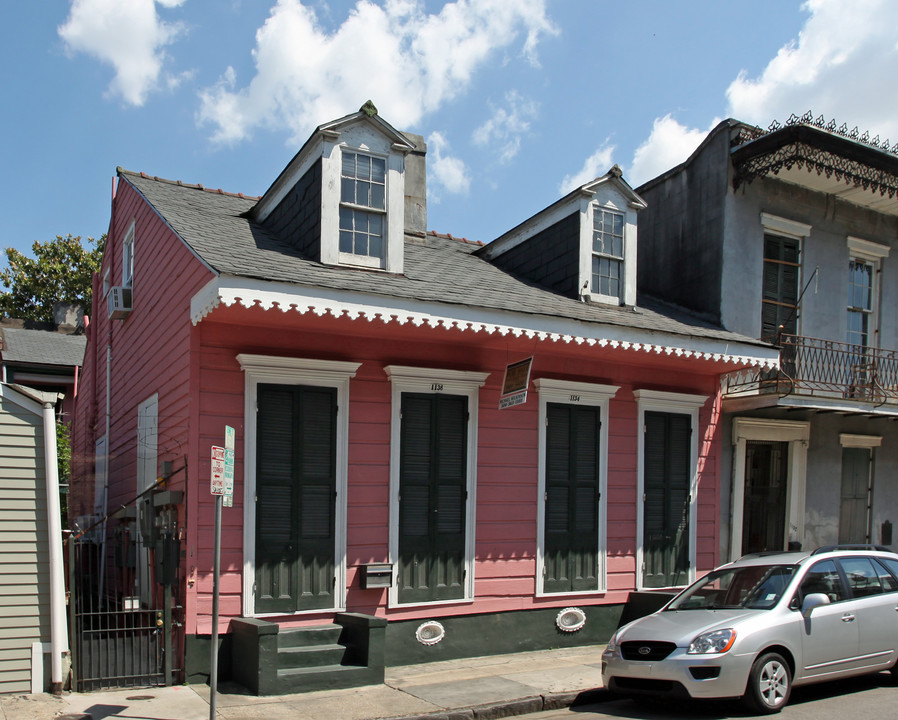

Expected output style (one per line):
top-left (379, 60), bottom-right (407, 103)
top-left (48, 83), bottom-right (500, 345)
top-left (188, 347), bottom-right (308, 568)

top-left (255, 384), bottom-right (337, 613)
top-left (643, 411), bottom-right (691, 588)
top-left (544, 403), bottom-right (600, 594)
top-left (742, 440), bottom-right (788, 553)
top-left (839, 447), bottom-right (871, 544)
top-left (398, 393), bottom-right (467, 604)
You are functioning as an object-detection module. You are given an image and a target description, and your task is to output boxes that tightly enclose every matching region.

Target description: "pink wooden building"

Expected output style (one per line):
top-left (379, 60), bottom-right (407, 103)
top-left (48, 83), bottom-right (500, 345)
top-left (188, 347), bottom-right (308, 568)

top-left (69, 104), bottom-right (777, 693)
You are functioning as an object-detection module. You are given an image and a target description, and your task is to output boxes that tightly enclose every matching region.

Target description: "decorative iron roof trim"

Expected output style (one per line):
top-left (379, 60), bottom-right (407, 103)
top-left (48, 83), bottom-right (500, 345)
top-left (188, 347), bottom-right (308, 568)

top-left (190, 277), bottom-right (780, 371)
top-left (731, 112), bottom-right (898, 198)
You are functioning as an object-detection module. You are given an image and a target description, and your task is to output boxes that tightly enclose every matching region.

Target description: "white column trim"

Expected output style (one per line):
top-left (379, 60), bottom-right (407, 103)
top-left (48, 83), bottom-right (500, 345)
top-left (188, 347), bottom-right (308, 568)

top-left (533, 378), bottom-right (619, 596)
top-left (238, 354), bottom-right (360, 617)
top-left (635, 390), bottom-right (708, 590)
top-left (385, 365), bottom-right (488, 607)
top-left (730, 418), bottom-right (810, 561)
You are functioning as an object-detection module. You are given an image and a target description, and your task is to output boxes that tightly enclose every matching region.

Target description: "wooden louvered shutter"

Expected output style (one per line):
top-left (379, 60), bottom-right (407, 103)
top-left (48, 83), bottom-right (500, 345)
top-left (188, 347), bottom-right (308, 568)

top-left (398, 393), bottom-right (467, 603)
top-left (544, 403), bottom-right (600, 594)
top-left (643, 411), bottom-right (691, 588)
top-left (254, 384), bottom-right (337, 613)
top-left (761, 234), bottom-right (800, 338)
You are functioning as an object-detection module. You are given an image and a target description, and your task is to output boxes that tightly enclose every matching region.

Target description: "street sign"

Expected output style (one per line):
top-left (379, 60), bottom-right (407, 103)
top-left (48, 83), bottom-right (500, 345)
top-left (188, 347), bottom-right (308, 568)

top-left (210, 446), bottom-right (226, 494)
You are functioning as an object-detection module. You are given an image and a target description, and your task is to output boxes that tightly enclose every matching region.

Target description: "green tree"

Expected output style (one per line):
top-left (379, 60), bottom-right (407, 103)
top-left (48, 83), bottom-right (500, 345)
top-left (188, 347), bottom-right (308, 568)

top-left (0, 234), bottom-right (106, 324)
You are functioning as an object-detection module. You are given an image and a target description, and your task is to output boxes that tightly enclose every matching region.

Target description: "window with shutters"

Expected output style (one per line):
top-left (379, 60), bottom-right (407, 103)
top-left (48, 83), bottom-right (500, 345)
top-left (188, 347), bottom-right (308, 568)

top-left (237, 354), bottom-right (360, 616)
top-left (634, 390), bottom-right (705, 590)
top-left (761, 234), bottom-right (800, 340)
top-left (534, 378), bottom-right (618, 596)
top-left (386, 365), bottom-right (488, 606)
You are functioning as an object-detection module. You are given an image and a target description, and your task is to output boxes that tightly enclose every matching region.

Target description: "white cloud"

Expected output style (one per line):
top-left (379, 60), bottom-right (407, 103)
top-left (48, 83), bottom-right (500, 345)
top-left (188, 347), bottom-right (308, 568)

top-left (473, 91), bottom-right (538, 163)
top-left (427, 131), bottom-right (470, 197)
top-left (726, 0), bottom-right (898, 140)
top-left (628, 115), bottom-right (718, 187)
top-left (558, 144), bottom-right (616, 196)
top-left (197, 0), bottom-right (557, 144)
top-left (58, 0), bottom-right (187, 107)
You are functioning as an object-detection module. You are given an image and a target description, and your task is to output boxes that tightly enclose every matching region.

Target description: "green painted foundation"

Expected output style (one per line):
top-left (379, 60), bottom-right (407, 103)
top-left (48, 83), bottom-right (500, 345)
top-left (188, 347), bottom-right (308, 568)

top-left (184, 603), bottom-right (624, 691)
top-left (383, 604), bottom-right (623, 666)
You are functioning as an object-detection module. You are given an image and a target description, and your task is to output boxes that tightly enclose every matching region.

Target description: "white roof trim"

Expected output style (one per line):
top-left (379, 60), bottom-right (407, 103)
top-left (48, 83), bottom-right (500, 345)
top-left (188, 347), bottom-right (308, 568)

top-left (190, 276), bottom-right (780, 369)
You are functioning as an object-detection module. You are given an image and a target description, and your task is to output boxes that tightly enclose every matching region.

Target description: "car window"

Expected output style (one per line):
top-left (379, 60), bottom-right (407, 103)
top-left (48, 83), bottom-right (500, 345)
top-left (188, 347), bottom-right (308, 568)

top-left (667, 564), bottom-right (796, 610)
top-left (873, 558), bottom-right (898, 592)
top-left (798, 560), bottom-right (845, 603)
top-left (839, 557), bottom-right (883, 598)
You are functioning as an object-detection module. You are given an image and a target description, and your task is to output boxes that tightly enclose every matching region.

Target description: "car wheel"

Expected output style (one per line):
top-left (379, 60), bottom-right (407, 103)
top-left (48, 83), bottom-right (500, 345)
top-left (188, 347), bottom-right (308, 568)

top-left (743, 652), bottom-right (791, 715)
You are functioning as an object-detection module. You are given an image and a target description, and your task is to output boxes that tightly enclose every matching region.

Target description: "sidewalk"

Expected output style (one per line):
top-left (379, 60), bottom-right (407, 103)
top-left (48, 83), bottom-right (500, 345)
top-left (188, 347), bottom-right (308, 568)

top-left (0, 645), bottom-right (607, 720)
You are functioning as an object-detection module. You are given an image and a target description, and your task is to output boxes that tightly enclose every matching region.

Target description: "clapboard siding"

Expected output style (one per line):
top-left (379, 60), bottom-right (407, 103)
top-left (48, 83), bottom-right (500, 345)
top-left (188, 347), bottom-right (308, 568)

top-left (0, 393), bottom-right (50, 694)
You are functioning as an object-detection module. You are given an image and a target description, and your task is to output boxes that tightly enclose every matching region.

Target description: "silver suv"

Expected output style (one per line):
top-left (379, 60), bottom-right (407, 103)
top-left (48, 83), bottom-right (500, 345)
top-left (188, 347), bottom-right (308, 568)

top-left (601, 546), bottom-right (898, 714)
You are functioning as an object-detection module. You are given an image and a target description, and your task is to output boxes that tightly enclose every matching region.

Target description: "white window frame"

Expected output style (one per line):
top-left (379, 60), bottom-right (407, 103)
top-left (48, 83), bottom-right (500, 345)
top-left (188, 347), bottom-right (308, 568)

top-left (847, 236), bottom-right (889, 350)
top-left (590, 207), bottom-right (625, 303)
top-left (237, 354), bottom-right (361, 617)
top-left (579, 196), bottom-right (638, 306)
top-left (534, 378), bottom-right (619, 597)
top-left (338, 149), bottom-right (388, 269)
top-left (729, 417), bottom-right (809, 562)
top-left (385, 365), bottom-right (489, 608)
top-left (634, 389), bottom-right (707, 590)
top-left (122, 222), bottom-right (135, 288)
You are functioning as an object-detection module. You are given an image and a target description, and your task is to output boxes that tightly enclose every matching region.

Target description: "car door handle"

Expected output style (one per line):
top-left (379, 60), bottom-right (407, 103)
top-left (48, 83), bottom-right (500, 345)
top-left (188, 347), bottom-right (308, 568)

top-left (841, 614), bottom-right (856, 622)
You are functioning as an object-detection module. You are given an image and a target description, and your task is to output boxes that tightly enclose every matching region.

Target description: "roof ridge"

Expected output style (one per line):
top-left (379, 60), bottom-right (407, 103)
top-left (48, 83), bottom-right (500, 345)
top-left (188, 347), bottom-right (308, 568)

top-left (428, 230), bottom-right (483, 246)
top-left (117, 167), bottom-right (260, 201)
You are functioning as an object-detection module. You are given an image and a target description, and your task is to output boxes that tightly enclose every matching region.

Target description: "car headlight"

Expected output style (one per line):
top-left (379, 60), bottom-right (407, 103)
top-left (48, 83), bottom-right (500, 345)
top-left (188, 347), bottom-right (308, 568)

top-left (604, 629), bottom-right (621, 654)
top-left (688, 628), bottom-right (736, 654)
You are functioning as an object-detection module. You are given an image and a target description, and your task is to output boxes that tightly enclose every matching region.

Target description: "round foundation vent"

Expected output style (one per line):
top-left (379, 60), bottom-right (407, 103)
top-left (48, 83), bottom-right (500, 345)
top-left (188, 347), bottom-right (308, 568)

top-left (415, 620), bottom-right (446, 645)
top-left (555, 607), bottom-right (587, 633)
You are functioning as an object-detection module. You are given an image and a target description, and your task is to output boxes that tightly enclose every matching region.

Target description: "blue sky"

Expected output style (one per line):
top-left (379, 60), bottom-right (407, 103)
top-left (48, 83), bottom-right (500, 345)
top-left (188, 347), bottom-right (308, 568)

top-left (3, 0), bottom-right (897, 257)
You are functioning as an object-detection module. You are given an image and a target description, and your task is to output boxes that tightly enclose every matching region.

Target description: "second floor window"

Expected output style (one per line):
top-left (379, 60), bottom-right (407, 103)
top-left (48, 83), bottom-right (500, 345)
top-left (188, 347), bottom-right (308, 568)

top-left (847, 258), bottom-right (874, 349)
top-left (761, 234), bottom-right (799, 339)
top-left (122, 224), bottom-right (135, 287)
top-left (591, 208), bottom-right (624, 299)
top-left (340, 151), bottom-right (386, 261)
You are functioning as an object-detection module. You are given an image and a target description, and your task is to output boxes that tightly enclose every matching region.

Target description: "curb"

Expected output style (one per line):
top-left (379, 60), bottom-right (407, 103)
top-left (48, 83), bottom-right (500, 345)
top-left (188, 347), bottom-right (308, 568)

top-left (378, 688), bottom-right (611, 720)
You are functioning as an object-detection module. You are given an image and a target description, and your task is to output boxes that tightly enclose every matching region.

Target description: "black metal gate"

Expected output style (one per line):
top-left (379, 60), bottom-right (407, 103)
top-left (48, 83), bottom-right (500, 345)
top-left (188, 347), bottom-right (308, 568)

top-left (67, 519), bottom-right (182, 691)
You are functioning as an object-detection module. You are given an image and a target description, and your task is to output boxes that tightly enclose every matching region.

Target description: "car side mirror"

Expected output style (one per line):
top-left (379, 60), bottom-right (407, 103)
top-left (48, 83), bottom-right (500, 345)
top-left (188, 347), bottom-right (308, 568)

top-left (801, 592), bottom-right (830, 618)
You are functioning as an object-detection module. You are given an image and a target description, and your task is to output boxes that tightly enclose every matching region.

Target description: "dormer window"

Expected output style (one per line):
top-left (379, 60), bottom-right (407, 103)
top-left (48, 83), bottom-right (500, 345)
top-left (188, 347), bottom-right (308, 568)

top-left (339, 151), bottom-right (386, 264)
top-left (591, 208), bottom-right (624, 299)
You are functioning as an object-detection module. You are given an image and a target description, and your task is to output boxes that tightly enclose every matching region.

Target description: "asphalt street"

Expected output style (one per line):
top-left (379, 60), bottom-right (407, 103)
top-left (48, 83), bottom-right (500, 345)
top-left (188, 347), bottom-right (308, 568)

top-left (522, 671), bottom-right (897, 720)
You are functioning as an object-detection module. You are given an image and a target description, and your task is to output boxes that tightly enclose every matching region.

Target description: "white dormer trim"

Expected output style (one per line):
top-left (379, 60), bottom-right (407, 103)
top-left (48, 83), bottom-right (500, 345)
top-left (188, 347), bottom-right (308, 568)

top-left (320, 131), bottom-right (407, 274)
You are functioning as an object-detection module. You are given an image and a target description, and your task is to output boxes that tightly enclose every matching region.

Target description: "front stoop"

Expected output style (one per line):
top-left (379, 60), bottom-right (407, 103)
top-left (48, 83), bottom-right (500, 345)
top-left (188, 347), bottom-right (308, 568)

top-left (230, 613), bottom-right (386, 695)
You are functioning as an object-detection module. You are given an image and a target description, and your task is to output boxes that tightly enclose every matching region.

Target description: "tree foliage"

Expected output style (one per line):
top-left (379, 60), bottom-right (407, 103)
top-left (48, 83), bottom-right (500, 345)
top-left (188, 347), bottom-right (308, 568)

top-left (0, 234), bottom-right (106, 324)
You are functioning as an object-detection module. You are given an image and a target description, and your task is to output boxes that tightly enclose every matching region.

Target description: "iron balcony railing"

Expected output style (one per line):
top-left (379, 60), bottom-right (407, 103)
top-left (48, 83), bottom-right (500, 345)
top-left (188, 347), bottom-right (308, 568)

top-left (724, 334), bottom-right (898, 405)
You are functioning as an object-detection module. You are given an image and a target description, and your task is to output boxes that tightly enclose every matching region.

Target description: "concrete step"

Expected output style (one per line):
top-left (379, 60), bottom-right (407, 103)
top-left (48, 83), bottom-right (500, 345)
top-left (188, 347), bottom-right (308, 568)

top-left (277, 643), bottom-right (346, 669)
top-left (277, 624), bottom-right (342, 648)
top-left (276, 663), bottom-right (379, 693)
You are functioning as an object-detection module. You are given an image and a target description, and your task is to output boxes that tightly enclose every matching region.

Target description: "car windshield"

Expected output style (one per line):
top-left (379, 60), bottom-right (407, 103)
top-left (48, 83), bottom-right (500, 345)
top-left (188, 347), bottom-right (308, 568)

top-left (666, 564), bottom-right (798, 611)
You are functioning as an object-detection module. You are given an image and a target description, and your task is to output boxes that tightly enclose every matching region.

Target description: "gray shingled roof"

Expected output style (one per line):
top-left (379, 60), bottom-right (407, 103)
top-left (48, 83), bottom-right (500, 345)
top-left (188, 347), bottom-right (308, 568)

top-left (1, 328), bottom-right (86, 367)
top-left (122, 170), bottom-right (767, 349)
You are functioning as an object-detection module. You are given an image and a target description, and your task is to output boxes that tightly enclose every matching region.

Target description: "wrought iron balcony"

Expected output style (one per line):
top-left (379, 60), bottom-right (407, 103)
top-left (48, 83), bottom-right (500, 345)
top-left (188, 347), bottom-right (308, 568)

top-left (724, 334), bottom-right (898, 406)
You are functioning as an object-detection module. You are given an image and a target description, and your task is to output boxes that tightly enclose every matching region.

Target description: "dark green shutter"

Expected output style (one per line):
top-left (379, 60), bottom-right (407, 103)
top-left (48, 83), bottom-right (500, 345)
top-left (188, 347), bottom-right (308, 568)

top-left (398, 393), bottom-right (467, 603)
top-left (255, 384), bottom-right (337, 613)
top-left (544, 403), bottom-right (600, 594)
top-left (643, 412), bottom-right (690, 588)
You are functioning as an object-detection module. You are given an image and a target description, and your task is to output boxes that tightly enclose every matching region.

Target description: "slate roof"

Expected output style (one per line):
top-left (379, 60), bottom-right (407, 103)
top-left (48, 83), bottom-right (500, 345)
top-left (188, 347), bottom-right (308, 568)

top-left (0, 328), bottom-right (86, 367)
top-left (121, 169), bottom-right (769, 350)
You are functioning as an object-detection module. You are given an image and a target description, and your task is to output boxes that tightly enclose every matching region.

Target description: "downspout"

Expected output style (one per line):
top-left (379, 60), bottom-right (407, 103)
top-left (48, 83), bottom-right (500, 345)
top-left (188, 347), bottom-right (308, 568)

top-left (42, 400), bottom-right (68, 694)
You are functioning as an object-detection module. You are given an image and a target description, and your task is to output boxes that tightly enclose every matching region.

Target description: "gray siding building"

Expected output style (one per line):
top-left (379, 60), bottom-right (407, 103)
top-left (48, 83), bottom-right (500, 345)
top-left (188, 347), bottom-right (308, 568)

top-left (638, 115), bottom-right (898, 560)
top-left (0, 384), bottom-right (67, 694)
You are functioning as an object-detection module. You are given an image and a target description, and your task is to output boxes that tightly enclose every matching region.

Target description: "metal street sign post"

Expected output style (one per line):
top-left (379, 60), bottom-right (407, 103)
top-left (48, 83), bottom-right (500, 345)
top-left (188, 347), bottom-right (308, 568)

top-left (209, 426), bottom-right (235, 720)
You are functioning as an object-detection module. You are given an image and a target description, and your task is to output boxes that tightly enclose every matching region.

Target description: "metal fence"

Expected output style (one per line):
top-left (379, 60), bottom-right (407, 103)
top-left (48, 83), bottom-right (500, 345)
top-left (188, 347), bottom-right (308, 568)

top-left (67, 519), bottom-right (182, 691)
top-left (724, 334), bottom-right (898, 405)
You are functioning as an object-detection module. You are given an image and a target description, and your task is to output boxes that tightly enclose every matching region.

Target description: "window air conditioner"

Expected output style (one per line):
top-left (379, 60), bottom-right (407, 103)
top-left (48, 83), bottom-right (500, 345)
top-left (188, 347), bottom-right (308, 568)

top-left (107, 286), bottom-right (133, 319)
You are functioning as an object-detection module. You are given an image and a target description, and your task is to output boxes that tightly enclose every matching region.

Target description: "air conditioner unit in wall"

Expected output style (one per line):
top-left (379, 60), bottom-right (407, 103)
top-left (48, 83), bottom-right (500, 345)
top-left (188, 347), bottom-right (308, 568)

top-left (107, 286), bottom-right (132, 319)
